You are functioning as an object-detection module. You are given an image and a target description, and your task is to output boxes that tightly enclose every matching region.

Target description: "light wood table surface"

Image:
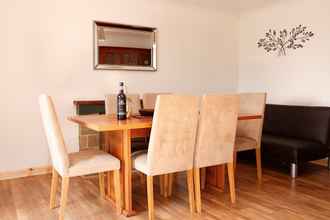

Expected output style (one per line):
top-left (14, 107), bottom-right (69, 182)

top-left (68, 113), bottom-right (261, 217)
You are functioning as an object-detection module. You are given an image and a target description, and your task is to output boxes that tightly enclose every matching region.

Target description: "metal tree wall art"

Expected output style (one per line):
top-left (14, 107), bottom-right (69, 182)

top-left (257, 25), bottom-right (314, 56)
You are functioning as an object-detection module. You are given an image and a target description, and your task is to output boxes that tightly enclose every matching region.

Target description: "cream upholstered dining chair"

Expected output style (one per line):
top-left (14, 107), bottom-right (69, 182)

top-left (133, 95), bottom-right (200, 220)
top-left (142, 93), bottom-right (170, 109)
top-left (105, 93), bottom-right (141, 116)
top-left (194, 94), bottom-right (239, 213)
top-left (234, 93), bottom-right (267, 181)
top-left (105, 93), bottom-right (150, 187)
top-left (105, 93), bottom-right (146, 149)
top-left (39, 95), bottom-right (122, 220)
top-left (142, 92), bottom-right (173, 197)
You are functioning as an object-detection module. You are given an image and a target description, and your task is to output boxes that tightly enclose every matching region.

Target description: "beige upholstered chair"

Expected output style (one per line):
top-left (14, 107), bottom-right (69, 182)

top-left (142, 93), bottom-right (170, 109)
top-left (39, 95), bottom-right (122, 220)
top-left (105, 93), bottom-right (149, 186)
top-left (133, 95), bottom-right (200, 220)
top-left (142, 92), bottom-right (173, 196)
top-left (194, 94), bottom-right (239, 213)
top-left (235, 93), bottom-right (267, 181)
top-left (105, 94), bottom-right (141, 116)
top-left (105, 93), bottom-right (147, 149)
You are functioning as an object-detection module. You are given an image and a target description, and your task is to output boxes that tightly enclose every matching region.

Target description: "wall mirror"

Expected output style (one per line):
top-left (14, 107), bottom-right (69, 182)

top-left (94, 21), bottom-right (157, 71)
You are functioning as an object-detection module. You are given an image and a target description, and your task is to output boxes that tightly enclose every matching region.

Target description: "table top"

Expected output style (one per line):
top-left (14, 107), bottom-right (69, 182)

top-left (68, 113), bottom-right (262, 132)
top-left (68, 115), bottom-right (152, 132)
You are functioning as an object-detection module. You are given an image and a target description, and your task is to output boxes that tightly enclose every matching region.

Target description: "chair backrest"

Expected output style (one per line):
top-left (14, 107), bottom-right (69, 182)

top-left (146, 95), bottom-right (199, 176)
top-left (236, 93), bottom-right (267, 147)
top-left (39, 95), bottom-right (69, 176)
top-left (105, 94), bottom-right (141, 115)
top-left (194, 94), bottom-right (239, 168)
top-left (142, 93), bottom-right (170, 109)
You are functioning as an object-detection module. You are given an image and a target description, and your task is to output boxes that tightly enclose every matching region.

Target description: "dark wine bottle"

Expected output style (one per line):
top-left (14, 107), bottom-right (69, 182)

top-left (117, 82), bottom-right (127, 120)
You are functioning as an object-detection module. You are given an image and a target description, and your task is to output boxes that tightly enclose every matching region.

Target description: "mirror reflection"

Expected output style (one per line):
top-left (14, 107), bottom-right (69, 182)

top-left (94, 22), bottom-right (157, 71)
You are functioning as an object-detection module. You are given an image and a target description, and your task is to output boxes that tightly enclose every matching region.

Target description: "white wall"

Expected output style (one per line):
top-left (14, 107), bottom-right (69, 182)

top-left (238, 0), bottom-right (330, 105)
top-left (0, 0), bottom-right (238, 172)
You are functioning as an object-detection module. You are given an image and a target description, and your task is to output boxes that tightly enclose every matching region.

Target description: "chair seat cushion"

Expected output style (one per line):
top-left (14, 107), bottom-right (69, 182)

top-left (131, 149), bottom-right (148, 158)
top-left (261, 134), bottom-right (328, 163)
top-left (68, 149), bottom-right (120, 177)
top-left (235, 136), bottom-right (258, 152)
top-left (132, 152), bottom-right (149, 175)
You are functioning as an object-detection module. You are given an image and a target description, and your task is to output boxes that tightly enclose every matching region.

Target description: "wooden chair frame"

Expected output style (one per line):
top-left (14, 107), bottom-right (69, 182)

top-left (49, 169), bottom-right (122, 220)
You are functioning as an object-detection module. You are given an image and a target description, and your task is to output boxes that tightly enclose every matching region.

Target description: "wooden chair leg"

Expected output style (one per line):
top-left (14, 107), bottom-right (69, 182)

top-left (194, 168), bottom-right (202, 213)
top-left (50, 168), bottom-right (59, 209)
top-left (233, 151), bottom-right (237, 171)
top-left (107, 172), bottom-right (113, 199)
top-left (186, 169), bottom-right (195, 213)
top-left (59, 177), bottom-right (70, 220)
top-left (256, 148), bottom-right (262, 182)
top-left (147, 175), bottom-right (154, 220)
top-left (168, 173), bottom-right (174, 197)
top-left (227, 163), bottom-right (236, 204)
top-left (113, 169), bottom-right (122, 214)
top-left (98, 172), bottom-right (105, 198)
top-left (164, 174), bottom-right (169, 198)
top-left (159, 175), bottom-right (164, 196)
top-left (200, 168), bottom-right (206, 190)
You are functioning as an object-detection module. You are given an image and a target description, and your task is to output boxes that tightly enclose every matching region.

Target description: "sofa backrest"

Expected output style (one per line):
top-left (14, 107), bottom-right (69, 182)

top-left (263, 104), bottom-right (330, 145)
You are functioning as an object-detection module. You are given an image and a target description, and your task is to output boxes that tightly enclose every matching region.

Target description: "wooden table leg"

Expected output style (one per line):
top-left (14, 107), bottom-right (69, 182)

top-left (122, 129), bottom-right (134, 216)
top-left (105, 130), bottom-right (135, 217)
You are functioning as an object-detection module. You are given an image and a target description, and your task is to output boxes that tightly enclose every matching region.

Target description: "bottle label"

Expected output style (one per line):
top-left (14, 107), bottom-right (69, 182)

top-left (117, 95), bottom-right (127, 119)
top-left (118, 111), bottom-right (126, 116)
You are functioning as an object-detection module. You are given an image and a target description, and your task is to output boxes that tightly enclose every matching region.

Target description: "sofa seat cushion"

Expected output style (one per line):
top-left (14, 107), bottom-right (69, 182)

top-left (262, 134), bottom-right (323, 150)
top-left (262, 134), bottom-right (328, 163)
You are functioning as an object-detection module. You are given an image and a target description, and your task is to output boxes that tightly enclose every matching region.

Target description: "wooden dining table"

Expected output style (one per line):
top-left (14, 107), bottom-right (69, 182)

top-left (68, 113), bottom-right (262, 217)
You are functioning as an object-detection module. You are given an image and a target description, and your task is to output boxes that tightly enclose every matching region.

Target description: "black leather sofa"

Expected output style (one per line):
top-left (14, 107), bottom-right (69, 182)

top-left (261, 104), bottom-right (330, 178)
